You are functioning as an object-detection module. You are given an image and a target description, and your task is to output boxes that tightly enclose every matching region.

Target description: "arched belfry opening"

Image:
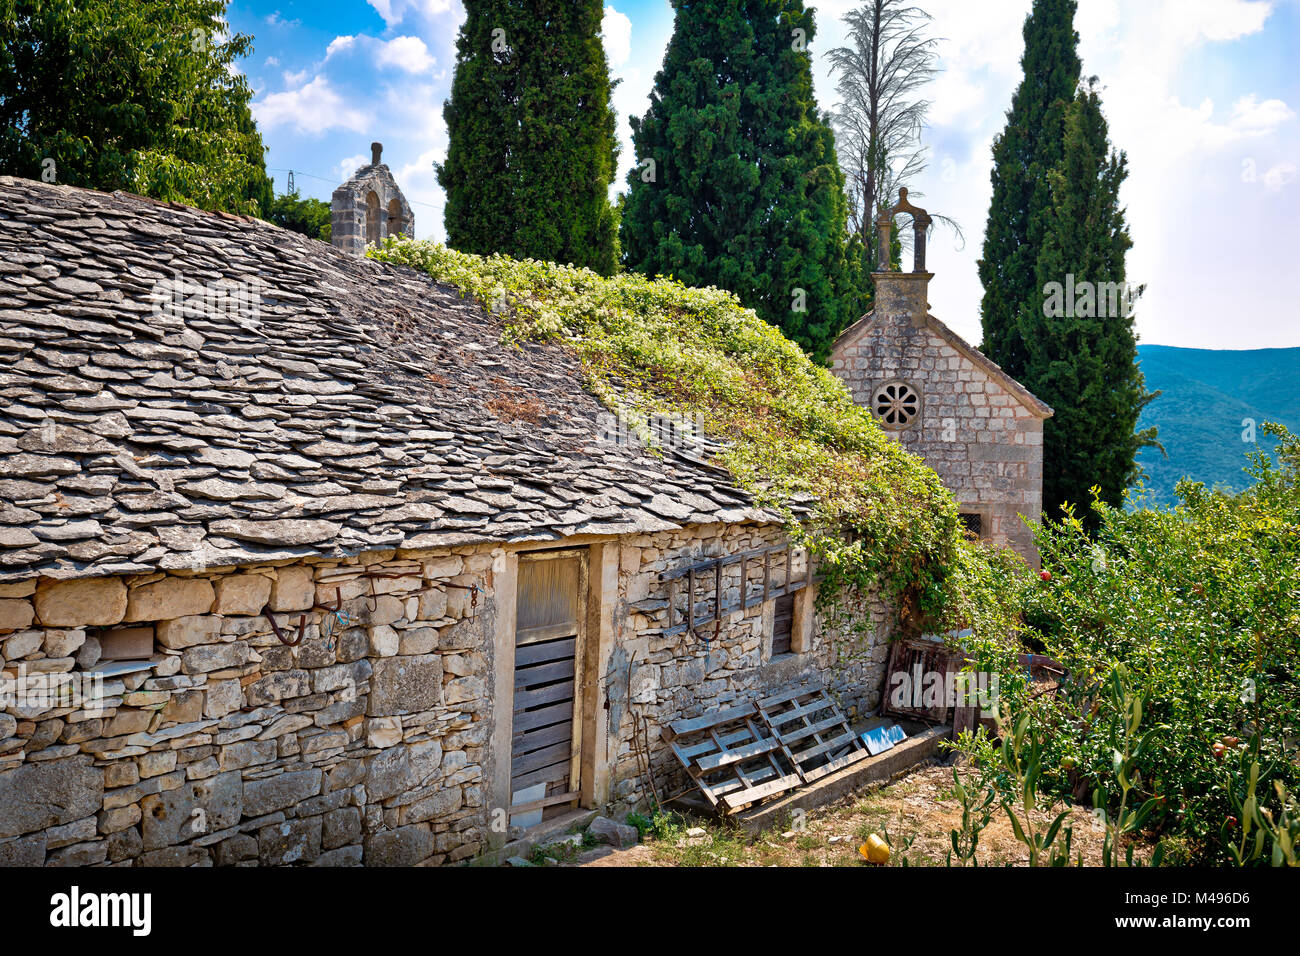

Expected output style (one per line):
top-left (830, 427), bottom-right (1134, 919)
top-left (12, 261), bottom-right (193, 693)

top-left (329, 142), bottom-right (415, 255)
top-left (365, 191), bottom-right (381, 245)
top-left (386, 198), bottom-right (404, 238)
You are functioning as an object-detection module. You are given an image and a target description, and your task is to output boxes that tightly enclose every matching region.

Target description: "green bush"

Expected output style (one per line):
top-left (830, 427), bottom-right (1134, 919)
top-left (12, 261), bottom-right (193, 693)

top-left (961, 424), bottom-right (1300, 864)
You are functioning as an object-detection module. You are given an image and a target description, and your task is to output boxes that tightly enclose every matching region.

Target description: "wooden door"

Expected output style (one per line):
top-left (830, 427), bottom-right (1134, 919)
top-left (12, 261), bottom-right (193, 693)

top-left (510, 549), bottom-right (586, 826)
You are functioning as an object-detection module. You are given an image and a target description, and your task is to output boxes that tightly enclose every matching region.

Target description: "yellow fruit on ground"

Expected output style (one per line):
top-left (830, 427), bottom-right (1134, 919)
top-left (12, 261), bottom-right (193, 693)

top-left (858, 833), bottom-right (890, 865)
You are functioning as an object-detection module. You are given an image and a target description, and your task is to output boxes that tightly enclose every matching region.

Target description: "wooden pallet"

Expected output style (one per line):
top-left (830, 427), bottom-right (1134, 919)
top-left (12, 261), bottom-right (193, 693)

top-left (664, 703), bottom-right (802, 813)
top-left (757, 684), bottom-right (869, 786)
top-left (665, 682), bottom-right (869, 813)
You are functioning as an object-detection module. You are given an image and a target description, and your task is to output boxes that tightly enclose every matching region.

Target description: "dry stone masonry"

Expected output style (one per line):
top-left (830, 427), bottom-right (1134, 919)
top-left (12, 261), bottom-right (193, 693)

top-left (0, 177), bottom-right (897, 866)
top-left (330, 143), bottom-right (415, 256)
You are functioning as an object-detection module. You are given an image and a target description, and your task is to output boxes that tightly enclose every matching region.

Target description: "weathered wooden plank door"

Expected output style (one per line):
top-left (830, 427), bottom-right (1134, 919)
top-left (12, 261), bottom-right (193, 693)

top-left (509, 549), bottom-right (586, 826)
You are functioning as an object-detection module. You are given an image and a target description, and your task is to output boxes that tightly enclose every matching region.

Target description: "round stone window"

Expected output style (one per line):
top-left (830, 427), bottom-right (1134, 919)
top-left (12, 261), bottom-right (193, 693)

top-left (872, 380), bottom-right (921, 429)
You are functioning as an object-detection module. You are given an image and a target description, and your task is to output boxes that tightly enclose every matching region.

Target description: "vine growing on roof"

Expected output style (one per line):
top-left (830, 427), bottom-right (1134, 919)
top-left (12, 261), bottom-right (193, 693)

top-left (372, 237), bottom-right (987, 635)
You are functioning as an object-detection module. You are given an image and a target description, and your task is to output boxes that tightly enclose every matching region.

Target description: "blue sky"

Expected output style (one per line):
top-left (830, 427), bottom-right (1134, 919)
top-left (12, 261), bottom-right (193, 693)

top-left (232, 0), bottom-right (1299, 350)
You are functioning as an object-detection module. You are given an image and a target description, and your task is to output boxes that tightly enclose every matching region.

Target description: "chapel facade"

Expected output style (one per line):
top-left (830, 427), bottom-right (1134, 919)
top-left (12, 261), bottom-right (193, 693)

top-left (831, 190), bottom-right (1054, 566)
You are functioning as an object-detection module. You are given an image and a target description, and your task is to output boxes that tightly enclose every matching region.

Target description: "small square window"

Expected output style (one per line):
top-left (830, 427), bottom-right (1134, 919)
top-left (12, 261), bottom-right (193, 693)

top-left (959, 512), bottom-right (983, 539)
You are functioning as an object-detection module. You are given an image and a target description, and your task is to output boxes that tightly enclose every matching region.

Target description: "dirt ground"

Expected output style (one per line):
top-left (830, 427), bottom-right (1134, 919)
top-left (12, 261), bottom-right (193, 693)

top-left (567, 762), bottom-right (1152, 867)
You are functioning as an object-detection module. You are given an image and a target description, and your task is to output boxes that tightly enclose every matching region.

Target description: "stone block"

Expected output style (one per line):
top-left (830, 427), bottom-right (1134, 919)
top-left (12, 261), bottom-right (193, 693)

top-left (258, 817), bottom-right (322, 865)
top-left (364, 823), bottom-right (433, 866)
top-left (126, 578), bottom-right (215, 622)
top-left (270, 567), bottom-right (314, 612)
top-left (365, 739), bottom-right (442, 802)
top-left (243, 768), bottom-right (322, 817)
top-left (213, 573), bottom-right (273, 616)
top-left (34, 578), bottom-right (127, 627)
top-left (140, 771), bottom-right (242, 850)
top-left (156, 615), bottom-right (221, 650)
top-left (0, 756), bottom-right (103, 839)
top-left (368, 655), bottom-right (442, 716)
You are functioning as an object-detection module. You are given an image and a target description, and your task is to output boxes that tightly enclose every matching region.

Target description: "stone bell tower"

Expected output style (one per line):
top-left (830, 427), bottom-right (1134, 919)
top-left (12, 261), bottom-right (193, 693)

top-left (830, 188), bottom-right (1054, 566)
top-left (330, 142), bottom-right (415, 256)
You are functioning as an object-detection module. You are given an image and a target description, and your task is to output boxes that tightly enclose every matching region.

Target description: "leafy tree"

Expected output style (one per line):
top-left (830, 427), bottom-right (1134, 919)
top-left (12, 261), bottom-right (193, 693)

top-left (978, 0), bottom-right (1080, 381)
top-left (619, 0), bottom-right (864, 362)
top-left (268, 189), bottom-right (331, 242)
top-left (437, 0), bottom-right (620, 275)
top-left (1027, 80), bottom-right (1158, 517)
top-left (0, 0), bottom-right (273, 215)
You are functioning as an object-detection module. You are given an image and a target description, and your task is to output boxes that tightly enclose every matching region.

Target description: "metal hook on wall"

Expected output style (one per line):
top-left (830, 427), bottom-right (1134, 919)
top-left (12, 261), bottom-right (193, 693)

top-left (264, 608), bottom-right (307, 647)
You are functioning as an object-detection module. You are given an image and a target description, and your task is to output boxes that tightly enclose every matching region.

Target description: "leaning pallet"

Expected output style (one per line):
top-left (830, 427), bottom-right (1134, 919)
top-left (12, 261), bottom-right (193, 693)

top-left (756, 684), bottom-right (870, 786)
top-left (663, 703), bottom-right (802, 813)
top-left (664, 681), bottom-right (870, 813)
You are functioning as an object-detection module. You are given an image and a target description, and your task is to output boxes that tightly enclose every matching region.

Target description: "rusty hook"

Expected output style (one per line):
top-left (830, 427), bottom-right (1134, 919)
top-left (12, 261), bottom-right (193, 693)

top-left (264, 609), bottom-right (306, 646)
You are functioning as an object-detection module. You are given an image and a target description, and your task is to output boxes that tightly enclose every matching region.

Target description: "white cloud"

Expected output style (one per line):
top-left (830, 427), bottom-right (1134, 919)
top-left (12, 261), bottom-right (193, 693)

top-left (265, 56), bottom-right (280, 68)
top-left (1170, 0), bottom-right (1273, 42)
top-left (1228, 94), bottom-right (1296, 134)
top-left (325, 35), bottom-right (356, 60)
top-left (603, 6), bottom-right (633, 70)
top-left (254, 76), bottom-right (369, 135)
top-left (376, 36), bottom-right (435, 73)
top-left (337, 154), bottom-right (370, 181)
top-left (368, 0), bottom-right (455, 29)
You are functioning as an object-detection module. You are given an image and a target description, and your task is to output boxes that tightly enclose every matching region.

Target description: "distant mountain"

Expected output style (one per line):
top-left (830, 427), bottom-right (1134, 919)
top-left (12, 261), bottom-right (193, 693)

top-left (1131, 345), bottom-right (1300, 506)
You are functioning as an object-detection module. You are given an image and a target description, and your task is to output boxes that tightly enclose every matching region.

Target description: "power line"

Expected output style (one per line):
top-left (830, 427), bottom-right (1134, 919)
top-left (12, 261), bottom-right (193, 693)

top-left (267, 167), bottom-right (445, 211)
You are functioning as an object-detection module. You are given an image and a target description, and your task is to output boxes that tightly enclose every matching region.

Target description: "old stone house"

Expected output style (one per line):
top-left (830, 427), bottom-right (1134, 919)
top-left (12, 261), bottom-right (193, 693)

top-left (831, 191), bottom-right (1053, 564)
top-left (331, 142), bottom-right (415, 256)
top-left (0, 177), bottom-right (892, 867)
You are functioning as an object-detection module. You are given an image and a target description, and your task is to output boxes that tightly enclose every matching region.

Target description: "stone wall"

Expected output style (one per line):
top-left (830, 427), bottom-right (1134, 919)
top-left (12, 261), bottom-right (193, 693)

top-left (0, 522), bottom-right (891, 865)
top-left (602, 522), bottom-right (891, 809)
top-left (0, 546), bottom-right (497, 866)
top-left (832, 275), bottom-right (1046, 565)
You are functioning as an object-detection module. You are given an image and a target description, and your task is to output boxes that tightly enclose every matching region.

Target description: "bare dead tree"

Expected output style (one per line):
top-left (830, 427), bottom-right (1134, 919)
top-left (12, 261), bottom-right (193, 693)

top-left (828, 1), bottom-right (961, 262)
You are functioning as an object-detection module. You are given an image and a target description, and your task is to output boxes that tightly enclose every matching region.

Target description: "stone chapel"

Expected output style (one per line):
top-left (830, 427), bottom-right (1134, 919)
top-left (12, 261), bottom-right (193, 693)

top-left (831, 190), bottom-right (1054, 566)
top-left (330, 142), bottom-right (415, 255)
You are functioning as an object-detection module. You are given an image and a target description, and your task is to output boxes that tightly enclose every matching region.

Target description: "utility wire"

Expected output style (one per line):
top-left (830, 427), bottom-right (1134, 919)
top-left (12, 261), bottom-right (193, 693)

top-left (267, 166), bottom-right (445, 211)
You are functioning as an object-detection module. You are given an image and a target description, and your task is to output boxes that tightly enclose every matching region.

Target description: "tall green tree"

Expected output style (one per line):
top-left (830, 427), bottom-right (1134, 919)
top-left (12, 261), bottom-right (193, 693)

top-left (0, 0), bottom-right (273, 215)
top-left (437, 0), bottom-right (620, 275)
top-left (978, 0), bottom-right (1080, 381)
top-left (1027, 80), bottom-right (1158, 519)
top-left (619, 0), bottom-right (864, 362)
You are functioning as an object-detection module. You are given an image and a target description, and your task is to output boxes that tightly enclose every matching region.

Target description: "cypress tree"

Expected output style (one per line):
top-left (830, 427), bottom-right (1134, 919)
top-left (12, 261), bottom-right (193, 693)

top-left (437, 0), bottom-right (620, 275)
top-left (1027, 81), bottom-right (1158, 519)
top-left (619, 0), bottom-right (863, 362)
top-left (977, 0), bottom-right (1080, 380)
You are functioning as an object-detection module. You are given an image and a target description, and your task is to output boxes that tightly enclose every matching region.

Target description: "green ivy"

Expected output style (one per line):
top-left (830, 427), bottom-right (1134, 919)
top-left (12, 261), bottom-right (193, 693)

top-left (371, 238), bottom-right (966, 628)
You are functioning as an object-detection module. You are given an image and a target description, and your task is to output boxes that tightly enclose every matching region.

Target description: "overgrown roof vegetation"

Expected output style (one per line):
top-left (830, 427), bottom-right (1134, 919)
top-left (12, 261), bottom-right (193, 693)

top-left (371, 238), bottom-right (966, 625)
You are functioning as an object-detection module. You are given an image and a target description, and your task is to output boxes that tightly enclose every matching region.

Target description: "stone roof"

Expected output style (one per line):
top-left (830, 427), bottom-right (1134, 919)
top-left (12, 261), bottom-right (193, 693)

top-left (834, 309), bottom-right (1055, 420)
top-left (0, 177), bottom-right (773, 583)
